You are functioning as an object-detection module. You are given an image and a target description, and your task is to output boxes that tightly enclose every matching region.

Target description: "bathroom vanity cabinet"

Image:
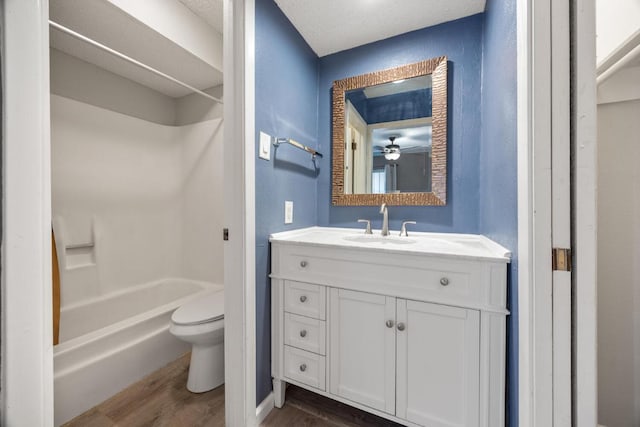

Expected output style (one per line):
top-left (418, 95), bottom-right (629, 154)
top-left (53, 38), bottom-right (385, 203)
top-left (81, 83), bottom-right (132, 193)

top-left (270, 227), bottom-right (510, 427)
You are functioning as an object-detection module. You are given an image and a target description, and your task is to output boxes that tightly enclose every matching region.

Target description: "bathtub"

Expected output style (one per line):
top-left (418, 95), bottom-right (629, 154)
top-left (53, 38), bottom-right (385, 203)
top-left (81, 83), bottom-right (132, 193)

top-left (54, 278), bottom-right (221, 426)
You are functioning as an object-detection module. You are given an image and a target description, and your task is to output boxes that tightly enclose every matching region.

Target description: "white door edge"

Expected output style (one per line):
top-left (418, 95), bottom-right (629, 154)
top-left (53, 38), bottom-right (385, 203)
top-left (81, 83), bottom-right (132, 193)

top-left (551, 0), bottom-right (572, 424)
top-left (572, 0), bottom-right (598, 425)
top-left (519, 0), bottom-right (599, 425)
top-left (223, 0), bottom-right (257, 425)
top-left (517, 0), bottom-right (554, 425)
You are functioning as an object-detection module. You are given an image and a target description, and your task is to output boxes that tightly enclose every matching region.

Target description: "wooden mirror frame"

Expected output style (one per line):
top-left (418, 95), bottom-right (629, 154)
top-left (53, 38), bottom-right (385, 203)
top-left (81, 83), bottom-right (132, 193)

top-left (331, 56), bottom-right (448, 206)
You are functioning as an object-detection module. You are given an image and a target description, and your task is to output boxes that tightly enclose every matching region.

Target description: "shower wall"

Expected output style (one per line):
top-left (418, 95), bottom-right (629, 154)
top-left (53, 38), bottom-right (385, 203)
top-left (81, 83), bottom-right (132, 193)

top-left (177, 87), bottom-right (225, 284)
top-left (52, 95), bottom-right (182, 305)
top-left (51, 54), bottom-right (223, 308)
top-left (179, 118), bottom-right (224, 284)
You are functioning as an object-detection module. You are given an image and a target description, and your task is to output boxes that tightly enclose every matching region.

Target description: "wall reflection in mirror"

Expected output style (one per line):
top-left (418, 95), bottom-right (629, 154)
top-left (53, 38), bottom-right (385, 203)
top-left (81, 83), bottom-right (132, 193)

top-left (344, 74), bottom-right (433, 195)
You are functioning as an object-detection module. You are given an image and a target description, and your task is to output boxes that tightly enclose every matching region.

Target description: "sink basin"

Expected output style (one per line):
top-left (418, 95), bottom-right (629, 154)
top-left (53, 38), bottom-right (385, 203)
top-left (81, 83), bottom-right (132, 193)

top-left (342, 235), bottom-right (417, 245)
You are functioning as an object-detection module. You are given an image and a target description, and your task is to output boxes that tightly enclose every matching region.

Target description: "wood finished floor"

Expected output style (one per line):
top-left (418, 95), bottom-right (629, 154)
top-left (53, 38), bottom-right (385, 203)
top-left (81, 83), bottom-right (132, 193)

top-left (63, 353), bottom-right (402, 427)
top-left (264, 386), bottom-right (403, 427)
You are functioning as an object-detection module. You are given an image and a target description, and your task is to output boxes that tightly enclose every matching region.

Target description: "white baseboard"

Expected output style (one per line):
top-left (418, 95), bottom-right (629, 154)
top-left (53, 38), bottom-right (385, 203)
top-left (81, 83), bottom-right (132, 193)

top-left (256, 392), bottom-right (275, 425)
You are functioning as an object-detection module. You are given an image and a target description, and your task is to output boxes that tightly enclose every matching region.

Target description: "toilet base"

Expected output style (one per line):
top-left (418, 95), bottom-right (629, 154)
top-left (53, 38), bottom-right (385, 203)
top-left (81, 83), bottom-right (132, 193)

top-left (187, 342), bottom-right (225, 393)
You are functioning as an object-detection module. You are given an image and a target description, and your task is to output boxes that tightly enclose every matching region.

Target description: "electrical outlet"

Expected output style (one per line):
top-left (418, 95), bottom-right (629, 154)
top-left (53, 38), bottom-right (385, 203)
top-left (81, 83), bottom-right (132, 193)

top-left (284, 201), bottom-right (293, 224)
top-left (259, 131), bottom-right (271, 160)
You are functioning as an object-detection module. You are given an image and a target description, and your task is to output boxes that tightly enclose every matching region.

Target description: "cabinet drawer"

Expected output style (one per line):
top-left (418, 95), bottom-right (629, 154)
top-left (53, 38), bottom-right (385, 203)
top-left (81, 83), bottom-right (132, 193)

top-left (276, 245), bottom-right (491, 307)
top-left (284, 346), bottom-right (326, 390)
top-left (284, 281), bottom-right (326, 320)
top-left (285, 312), bottom-right (326, 355)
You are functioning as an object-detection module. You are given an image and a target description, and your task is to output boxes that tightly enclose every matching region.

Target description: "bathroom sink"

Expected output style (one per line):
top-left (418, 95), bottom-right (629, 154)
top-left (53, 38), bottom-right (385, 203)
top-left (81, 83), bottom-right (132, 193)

top-left (342, 235), bottom-right (416, 245)
top-left (270, 227), bottom-right (512, 261)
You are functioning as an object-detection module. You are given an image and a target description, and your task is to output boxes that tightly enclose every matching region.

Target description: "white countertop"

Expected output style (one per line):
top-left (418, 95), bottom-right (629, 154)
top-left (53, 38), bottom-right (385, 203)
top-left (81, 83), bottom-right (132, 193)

top-left (270, 226), bottom-right (511, 262)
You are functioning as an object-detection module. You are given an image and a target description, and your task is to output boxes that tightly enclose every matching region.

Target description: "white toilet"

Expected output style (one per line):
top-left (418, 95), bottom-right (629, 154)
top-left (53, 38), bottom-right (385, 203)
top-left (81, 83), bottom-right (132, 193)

top-left (170, 289), bottom-right (225, 393)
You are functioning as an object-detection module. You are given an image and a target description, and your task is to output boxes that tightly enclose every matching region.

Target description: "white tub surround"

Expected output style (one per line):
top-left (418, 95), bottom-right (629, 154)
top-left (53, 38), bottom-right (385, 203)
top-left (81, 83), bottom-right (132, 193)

top-left (51, 96), bottom-right (224, 306)
top-left (54, 280), bottom-right (221, 426)
top-left (270, 227), bottom-right (510, 427)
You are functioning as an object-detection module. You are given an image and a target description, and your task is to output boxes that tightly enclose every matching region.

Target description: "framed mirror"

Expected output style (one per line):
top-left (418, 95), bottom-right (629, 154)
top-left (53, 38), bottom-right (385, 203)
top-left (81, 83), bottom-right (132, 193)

top-left (331, 56), bottom-right (447, 206)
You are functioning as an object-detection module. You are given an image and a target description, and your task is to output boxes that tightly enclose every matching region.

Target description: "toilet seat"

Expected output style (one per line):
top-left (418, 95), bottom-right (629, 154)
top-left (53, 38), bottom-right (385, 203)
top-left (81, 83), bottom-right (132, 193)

top-left (172, 289), bottom-right (224, 326)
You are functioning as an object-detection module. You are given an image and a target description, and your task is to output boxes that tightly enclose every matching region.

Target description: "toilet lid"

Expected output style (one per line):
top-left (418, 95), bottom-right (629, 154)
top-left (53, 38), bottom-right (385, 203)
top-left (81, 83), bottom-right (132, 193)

top-left (171, 289), bottom-right (224, 326)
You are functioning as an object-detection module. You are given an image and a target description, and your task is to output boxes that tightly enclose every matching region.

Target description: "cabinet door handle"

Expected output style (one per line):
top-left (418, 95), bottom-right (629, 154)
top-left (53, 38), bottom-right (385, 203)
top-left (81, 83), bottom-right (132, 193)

top-left (385, 320), bottom-right (394, 328)
top-left (440, 277), bottom-right (450, 286)
top-left (299, 295), bottom-right (307, 303)
top-left (300, 261), bottom-right (308, 268)
top-left (299, 329), bottom-right (307, 337)
top-left (397, 322), bottom-right (406, 331)
top-left (299, 364), bottom-right (307, 372)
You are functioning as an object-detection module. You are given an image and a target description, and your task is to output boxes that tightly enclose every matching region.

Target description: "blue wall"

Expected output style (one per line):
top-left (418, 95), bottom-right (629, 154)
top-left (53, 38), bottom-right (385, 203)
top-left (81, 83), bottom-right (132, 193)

top-left (346, 88), bottom-right (432, 124)
top-left (317, 15), bottom-right (484, 233)
top-left (255, 3), bottom-right (518, 423)
top-left (254, 0), bottom-right (320, 403)
top-left (479, 0), bottom-right (518, 425)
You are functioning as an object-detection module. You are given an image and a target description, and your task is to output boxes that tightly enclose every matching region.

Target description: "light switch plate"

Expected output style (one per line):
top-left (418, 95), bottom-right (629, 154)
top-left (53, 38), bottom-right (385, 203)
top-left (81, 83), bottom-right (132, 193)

top-left (259, 131), bottom-right (271, 160)
top-left (284, 201), bottom-right (293, 224)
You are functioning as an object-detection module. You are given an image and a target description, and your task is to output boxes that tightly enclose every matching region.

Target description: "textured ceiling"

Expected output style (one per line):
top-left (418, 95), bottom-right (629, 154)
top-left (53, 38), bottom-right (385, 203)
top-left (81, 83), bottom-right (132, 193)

top-left (274, 0), bottom-right (486, 57)
top-left (178, 0), bottom-right (224, 34)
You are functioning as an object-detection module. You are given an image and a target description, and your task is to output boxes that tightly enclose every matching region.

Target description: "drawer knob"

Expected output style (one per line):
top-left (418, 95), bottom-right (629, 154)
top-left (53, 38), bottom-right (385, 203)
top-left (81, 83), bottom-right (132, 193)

top-left (397, 322), bottom-right (406, 331)
top-left (299, 329), bottom-right (307, 338)
top-left (440, 277), bottom-right (450, 286)
top-left (300, 261), bottom-right (308, 268)
top-left (299, 295), bottom-right (307, 303)
top-left (299, 364), bottom-right (307, 372)
top-left (385, 320), bottom-right (394, 328)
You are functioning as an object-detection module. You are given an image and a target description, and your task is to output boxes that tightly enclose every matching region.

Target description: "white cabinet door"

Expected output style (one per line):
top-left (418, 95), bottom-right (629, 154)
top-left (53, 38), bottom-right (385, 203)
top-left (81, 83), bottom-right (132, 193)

top-left (396, 299), bottom-right (480, 427)
top-left (329, 288), bottom-right (396, 414)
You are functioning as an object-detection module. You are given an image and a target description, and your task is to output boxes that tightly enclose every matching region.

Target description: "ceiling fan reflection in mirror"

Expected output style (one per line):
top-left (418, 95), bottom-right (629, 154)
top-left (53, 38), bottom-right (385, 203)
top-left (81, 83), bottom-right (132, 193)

top-left (371, 122), bottom-right (432, 161)
top-left (374, 136), bottom-right (429, 161)
top-left (379, 136), bottom-right (401, 160)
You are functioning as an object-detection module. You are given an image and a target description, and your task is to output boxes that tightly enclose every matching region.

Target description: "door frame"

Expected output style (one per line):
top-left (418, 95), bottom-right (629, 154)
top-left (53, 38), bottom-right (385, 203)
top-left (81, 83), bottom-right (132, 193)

top-left (223, 0), bottom-right (257, 425)
top-left (0, 0), bottom-right (258, 425)
top-left (551, 0), bottom-right (572, 425)
top-left (516, 0), bottom-right (554, 423)
top-left (517, 0), bottom-right (598, 426)
top-left (1, 1), bottom-right (54, 424)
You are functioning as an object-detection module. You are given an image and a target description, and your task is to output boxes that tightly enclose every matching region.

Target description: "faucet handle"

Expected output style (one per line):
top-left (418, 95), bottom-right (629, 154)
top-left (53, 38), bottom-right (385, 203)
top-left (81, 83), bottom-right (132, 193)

top-left (357, 219), bottom-right (372, 234)
top-left (399, 221), bottom-right (417, 237)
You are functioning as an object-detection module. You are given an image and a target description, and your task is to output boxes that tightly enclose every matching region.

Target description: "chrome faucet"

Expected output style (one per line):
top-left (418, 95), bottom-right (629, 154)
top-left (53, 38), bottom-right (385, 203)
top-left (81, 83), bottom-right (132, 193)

top-left (400, 221), bottom-right (417, 237)
top-left (357, 219), bottom-right (372, 234)
top-left (380, 203), bottom-right (389, 236)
